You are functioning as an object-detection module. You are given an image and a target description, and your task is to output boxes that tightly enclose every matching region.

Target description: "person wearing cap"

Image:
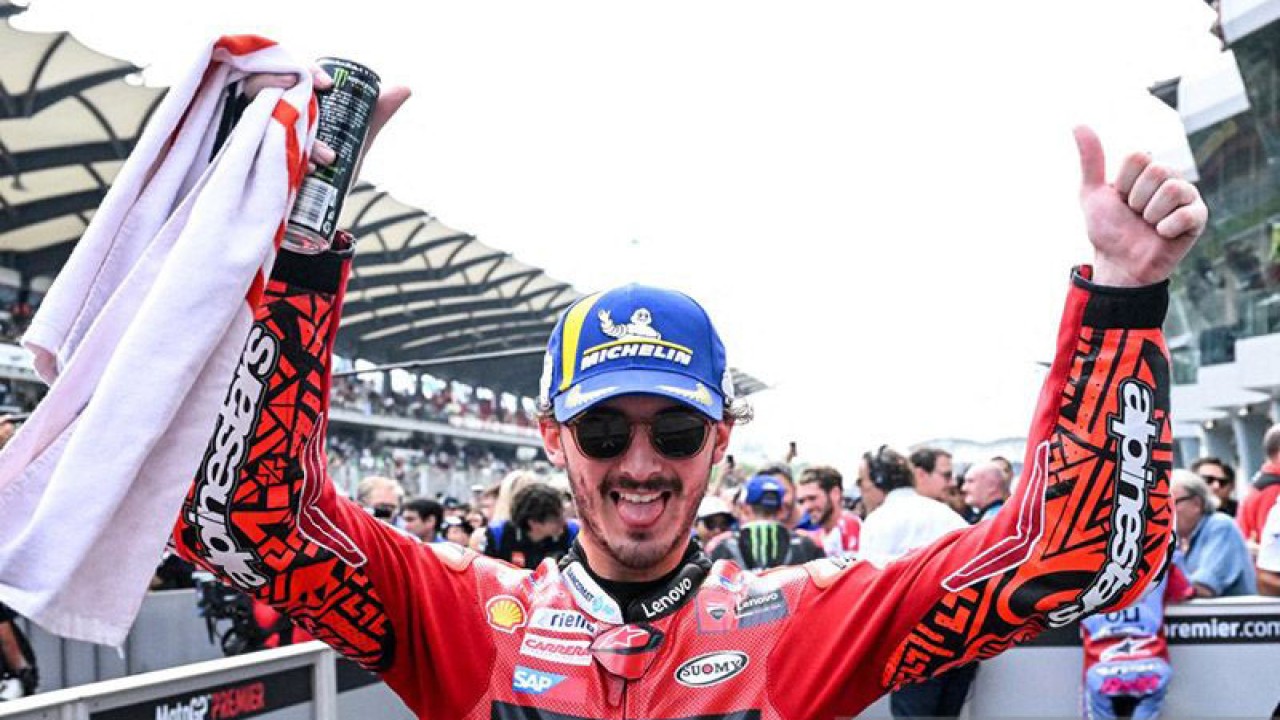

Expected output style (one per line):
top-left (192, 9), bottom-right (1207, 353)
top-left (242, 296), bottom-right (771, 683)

top-left (709, 475), bottom-right (824, 571)
top-left (695, 496), bottom-right (736, 553)
top-left (169, 70), bottom-right (1203, 719)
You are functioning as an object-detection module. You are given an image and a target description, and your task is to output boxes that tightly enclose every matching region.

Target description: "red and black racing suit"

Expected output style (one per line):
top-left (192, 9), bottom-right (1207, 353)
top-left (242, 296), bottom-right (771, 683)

top-left (173, 245), bottom-right (1174, 719)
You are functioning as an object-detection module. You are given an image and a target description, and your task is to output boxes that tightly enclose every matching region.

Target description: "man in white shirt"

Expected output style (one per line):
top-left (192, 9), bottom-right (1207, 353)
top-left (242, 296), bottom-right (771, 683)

top-left (858, 446), bottom-right (974, 719)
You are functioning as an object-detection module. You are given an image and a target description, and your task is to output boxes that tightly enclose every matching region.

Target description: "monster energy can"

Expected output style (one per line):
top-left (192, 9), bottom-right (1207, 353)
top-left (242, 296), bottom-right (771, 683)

top-left (284, 58), bottom-right (381, 254)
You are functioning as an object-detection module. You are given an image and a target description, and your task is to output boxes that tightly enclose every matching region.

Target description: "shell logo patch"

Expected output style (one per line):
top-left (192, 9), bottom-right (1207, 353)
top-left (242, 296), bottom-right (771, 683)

top-left (487, 595), bottom-right (528, 634)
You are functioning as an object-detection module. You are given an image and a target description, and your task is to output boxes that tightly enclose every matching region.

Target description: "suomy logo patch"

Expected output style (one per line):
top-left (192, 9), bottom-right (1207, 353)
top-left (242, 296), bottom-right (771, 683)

top-left (674, 651), bottom-right (749, 687)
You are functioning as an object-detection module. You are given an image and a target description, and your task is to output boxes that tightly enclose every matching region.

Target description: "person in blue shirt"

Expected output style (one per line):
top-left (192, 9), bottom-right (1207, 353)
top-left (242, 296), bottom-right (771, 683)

top-left (1172, 469), bottom-right (1256, 597)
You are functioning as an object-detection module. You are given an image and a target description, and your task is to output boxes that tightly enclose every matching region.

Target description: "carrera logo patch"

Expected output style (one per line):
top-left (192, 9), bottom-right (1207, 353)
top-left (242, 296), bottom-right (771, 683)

top-left (486, 595), bottom-right (528, 634)
top-left (520, 635), bottom-right (592, 667)
top-left (674, 651), bottom-right (749, 688)
top-left (530, 608), bottom-right (597, 636)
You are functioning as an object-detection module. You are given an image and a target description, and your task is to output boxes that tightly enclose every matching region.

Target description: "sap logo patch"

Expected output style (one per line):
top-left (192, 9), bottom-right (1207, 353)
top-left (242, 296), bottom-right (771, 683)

top-left (512, 666), bottom-right (566, 696)
top-left (486, 595), bottom-right (527, 634)
top-left (674, 651), bottom-right (749, 688)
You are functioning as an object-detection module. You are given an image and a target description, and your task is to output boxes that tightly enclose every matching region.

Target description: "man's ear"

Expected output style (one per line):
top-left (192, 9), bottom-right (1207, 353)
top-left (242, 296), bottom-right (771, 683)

top-left (540, 418), bottom-right (568, 468)
top-left (709, 421), bottom-right (733, 465)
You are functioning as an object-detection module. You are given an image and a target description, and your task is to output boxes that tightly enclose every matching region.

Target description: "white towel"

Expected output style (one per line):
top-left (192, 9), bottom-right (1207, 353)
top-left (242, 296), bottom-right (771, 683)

top-left (0, 36), bottom-right (316, 646)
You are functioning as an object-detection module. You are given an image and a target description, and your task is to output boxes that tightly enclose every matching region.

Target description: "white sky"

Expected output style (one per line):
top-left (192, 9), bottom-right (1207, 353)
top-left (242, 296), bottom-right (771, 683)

top-left (14, 0), bottom-right (1222, 471)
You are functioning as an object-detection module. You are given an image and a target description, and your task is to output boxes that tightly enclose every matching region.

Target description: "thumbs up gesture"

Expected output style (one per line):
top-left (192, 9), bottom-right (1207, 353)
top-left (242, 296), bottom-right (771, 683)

top-left (1074, 125), bottom-right (1207, 287)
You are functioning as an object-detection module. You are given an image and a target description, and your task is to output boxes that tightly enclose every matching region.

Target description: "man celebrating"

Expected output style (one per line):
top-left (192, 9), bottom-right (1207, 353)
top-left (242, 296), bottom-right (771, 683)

top-left (170, 70), bottom-right (1203, 719)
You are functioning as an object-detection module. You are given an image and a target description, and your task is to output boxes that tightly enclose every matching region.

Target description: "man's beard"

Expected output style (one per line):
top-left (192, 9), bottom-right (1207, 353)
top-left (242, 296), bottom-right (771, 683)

top-left (565, 459), bottom-right (704, 571)
top-left (817, 502), bottom-right (834, 527)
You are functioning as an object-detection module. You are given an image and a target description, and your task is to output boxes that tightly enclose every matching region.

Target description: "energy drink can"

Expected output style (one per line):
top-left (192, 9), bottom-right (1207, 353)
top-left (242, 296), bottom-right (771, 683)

top-left (284, 58), bottom-right (381, 254)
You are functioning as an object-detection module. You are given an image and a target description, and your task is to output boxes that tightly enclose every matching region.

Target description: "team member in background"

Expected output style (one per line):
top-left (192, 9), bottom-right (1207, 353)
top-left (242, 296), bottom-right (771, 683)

top-left (796, 466), bottom-right (862, 557)
top-left (483, 483), bottom-right (577, 568)
top-left (711, 474), bottom-right (824, 570)
top-left (1254, 496), bottom-right (1280, 596)
top-left (1239, 425), bottom-right (1280, 549)
top-left (1080, 557), bottom-right (1193, 720)
top-left (169, 66), bottom-right (1201, 718)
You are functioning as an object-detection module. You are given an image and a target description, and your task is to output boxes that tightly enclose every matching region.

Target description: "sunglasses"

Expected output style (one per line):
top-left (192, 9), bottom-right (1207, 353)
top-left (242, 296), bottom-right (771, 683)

top-left (568, 407), bottom-right (711, 460)
top-left (1199, 474), bottom-right (1230, 487)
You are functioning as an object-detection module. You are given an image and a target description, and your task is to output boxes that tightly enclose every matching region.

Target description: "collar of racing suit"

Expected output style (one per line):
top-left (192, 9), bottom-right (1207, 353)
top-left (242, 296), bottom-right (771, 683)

top-left (557, 539), bottom-right (711, 624)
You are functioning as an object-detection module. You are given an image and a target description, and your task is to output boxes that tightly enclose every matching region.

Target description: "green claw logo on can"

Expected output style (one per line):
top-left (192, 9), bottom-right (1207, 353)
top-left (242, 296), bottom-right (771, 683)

top-left (284, 58), bottom-right (380, 254)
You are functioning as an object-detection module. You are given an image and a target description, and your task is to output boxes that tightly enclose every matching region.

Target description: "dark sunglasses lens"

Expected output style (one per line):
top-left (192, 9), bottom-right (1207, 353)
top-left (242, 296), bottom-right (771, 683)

top-left (574, 412), bottom-right (631, 459)
top-left (651, 412), bottom-right (709, 459)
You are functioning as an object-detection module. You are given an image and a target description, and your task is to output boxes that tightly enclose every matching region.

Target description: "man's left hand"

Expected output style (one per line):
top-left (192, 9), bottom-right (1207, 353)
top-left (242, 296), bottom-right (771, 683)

top-left (1075, 125), bottom-right (1208, 287)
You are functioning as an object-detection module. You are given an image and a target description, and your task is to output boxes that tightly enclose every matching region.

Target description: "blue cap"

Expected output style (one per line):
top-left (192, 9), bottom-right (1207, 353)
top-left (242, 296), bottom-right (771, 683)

top-left (539, 284), bottom-right (734, 422)
top-left (743, 475), bottom-right (784, 509)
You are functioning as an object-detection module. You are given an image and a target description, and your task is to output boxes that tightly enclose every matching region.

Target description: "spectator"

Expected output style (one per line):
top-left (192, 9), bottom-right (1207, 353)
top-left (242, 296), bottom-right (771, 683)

top-left (356, 475), bottom-right (404, 525)
top-left (962, 461), bottom-right (1011, 522)
top-left (695, 496), bottom-right (736, 554)
top-left (796, 465), bottom-right (862, 558)
top-left (710, 474), bottom-right (823, 571)
top-left (908, 447), bottom-right (956, 504)
top-left (1191, 456), bottom-right (1237, 517)
top-left (402, 497), bottom-right (444, 543)
top-left (1238, 425), bottom-right (1280, 550)
top-left (484, 483), bottom-right (577, 569)
top-left (1080, 554), bottom-right (1193, 720)
top-left (858, 446), bottom-right (975, 719)
top-left (489, 470), bottom-right (541, 524)
top-left (755, 462), bottom-right (801, 529)
top-left (943, 463), bottom-right (975, 522)
top-left (1172, 470), bottom-right (1256, 597)
top-left (0, 416), bottom-right (15, 450)
top-left (150, 547), bottom-right (196, 590)
top-left (441, 516), bottom-right (474, 547)
top-left (477, 482), bottom-right (500, 520)
top-left (0, 602), bottom-right (36, 701)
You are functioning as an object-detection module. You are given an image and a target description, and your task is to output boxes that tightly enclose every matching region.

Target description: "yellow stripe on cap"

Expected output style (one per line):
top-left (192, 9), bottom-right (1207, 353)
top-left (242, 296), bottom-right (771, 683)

top-left (559, 292), bottom-right (604, 391)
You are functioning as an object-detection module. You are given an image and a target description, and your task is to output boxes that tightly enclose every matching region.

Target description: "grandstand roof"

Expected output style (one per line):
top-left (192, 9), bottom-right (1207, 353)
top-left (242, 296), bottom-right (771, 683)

top-left (0, 3), bottom-right (768, 400)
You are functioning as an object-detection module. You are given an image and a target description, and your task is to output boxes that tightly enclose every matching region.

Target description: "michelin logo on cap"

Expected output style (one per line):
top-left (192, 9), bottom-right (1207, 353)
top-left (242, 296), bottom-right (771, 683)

top-left (541, 284), bottom-right (732, 422)
top-left (580, 309), bottom-right (693, 371)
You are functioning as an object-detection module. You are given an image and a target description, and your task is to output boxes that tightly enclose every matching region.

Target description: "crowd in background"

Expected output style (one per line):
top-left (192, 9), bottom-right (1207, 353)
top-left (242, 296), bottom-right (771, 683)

top-left (330, 375), bottom-right (539, 431)
top-left (4, 395), bottom-right (1280, 715)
